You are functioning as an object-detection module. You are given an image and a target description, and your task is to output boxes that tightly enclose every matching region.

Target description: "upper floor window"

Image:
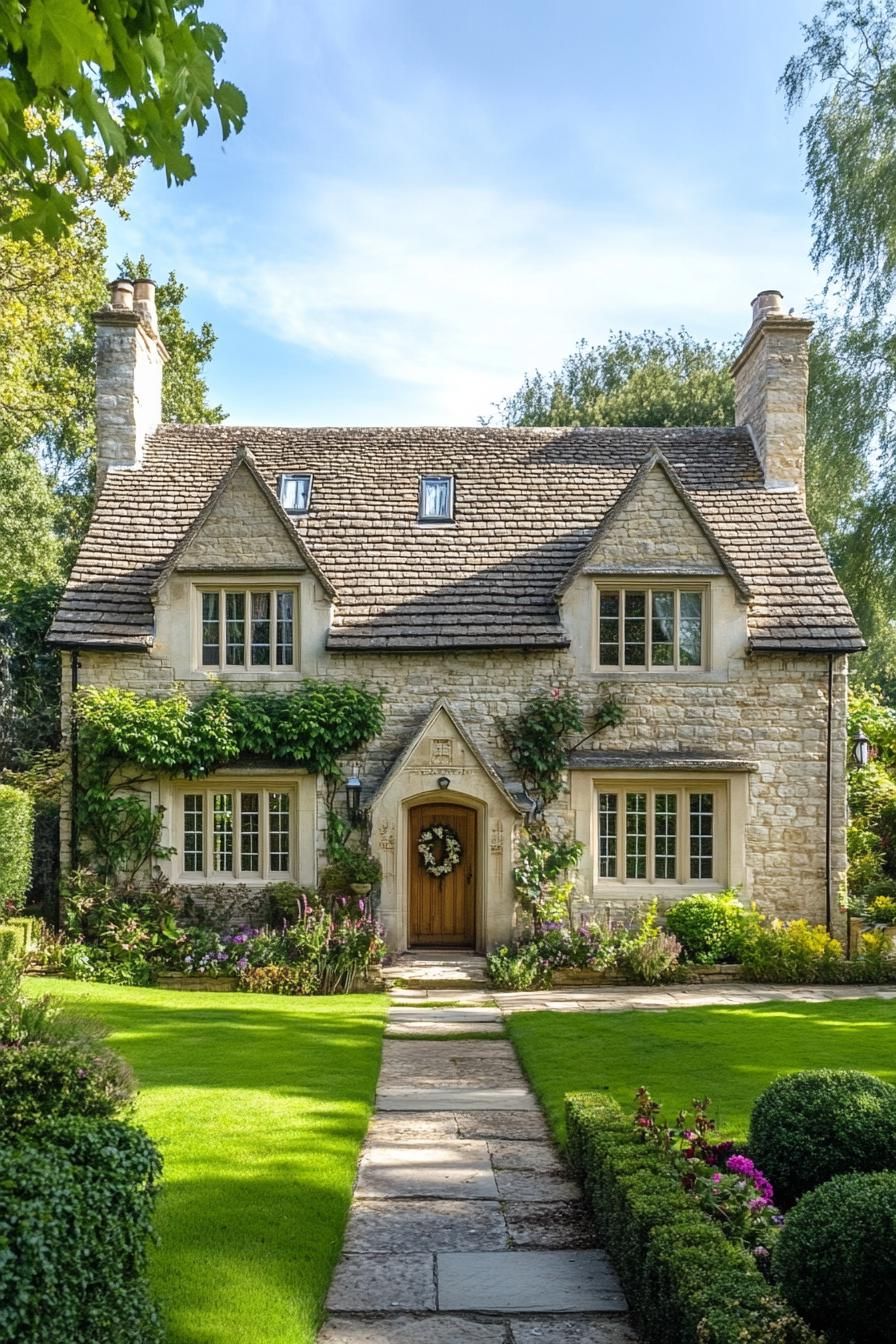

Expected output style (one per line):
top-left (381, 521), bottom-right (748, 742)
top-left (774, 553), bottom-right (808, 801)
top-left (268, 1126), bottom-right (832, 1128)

top-left (278, 473), bottom-right (312, 514)
top-left (179, 783), bottom-right (295, 881)
top-left (199, 586), bottom-right (296, 670)
top-left (419, 475), bottom-right (454, 522)
top-left (597, 586), bottom-right (704, 670)
top-left (596, 783), bottom-right (720, 886)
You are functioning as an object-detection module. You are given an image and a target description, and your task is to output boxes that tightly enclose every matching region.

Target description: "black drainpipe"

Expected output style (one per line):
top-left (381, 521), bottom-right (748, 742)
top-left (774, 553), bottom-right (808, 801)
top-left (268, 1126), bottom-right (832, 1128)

top-left (65, 648), bottom-right (80, 931)
top-left (825, 654), bottom-right (834, 936)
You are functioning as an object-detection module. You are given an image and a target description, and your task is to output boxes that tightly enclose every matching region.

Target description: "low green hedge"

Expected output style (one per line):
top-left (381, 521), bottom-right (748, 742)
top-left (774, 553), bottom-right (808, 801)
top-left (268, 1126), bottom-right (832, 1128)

top-left (0, 1116), bottom-right (163, 1343)
top-left (565, 1092), bottom-right (821, 1344)
top-left (0, 785), bottom-right (33, 915)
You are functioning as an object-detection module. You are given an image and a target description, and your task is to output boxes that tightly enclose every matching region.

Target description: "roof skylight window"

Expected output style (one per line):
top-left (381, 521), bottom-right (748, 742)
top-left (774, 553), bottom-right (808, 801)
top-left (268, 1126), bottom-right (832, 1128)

top-left (278, 473), bottom-right (312, 515)
top-left (419, 475), bottom-right (454, 523)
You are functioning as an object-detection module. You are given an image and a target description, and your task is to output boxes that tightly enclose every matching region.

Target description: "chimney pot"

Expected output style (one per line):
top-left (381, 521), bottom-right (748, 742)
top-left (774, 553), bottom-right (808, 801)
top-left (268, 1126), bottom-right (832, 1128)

top-left (132, 277), bottom-right (159, 337)
top-left (109, 278), bottom-right (134, 310)
top-left (751, 289), bottom-right (784, 324)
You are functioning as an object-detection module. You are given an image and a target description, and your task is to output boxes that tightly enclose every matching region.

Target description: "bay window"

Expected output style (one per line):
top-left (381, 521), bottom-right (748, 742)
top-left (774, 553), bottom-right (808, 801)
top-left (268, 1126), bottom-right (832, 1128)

top-left (179, 783), bottom-right (296, 880)
top-left (597, 586), bottom-right (705, 670)
top-left (199, 586), bottom-right (297, 671)
top-left (595, 782), bottom-right (724, 886)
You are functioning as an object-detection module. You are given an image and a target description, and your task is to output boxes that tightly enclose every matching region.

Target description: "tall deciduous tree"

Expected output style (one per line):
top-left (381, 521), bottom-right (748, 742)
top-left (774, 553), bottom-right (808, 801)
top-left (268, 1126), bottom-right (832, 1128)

top-left (782, 0), bottom-right (896, 695)
top-left (0, 1), bottom-right (247, 239)
top-left (494, 330), bottom-right (735, 429)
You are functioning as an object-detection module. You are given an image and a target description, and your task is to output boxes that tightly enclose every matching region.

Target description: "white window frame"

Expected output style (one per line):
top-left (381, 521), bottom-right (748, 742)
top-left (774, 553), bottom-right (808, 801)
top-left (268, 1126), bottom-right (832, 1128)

top-left (278, 473), bottom-right (312, 515)
top-left (196, 584), bottom-right (298, 672)
top-left (175, 780), bottom-right (299, 882)
top-left (592, 778), bottom-right (728, 890)
top-left (594, 583), bottom-right (707, 671)
top-left (418, 474), bottom-right (455, 523)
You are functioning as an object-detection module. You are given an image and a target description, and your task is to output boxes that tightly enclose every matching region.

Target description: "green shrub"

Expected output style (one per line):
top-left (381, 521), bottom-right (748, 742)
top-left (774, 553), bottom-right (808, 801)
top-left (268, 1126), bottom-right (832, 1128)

top-left (0, 1042), bottom-right (134, 1133)
top-left (566, 1092), bottom-right (819, 1343)
top-left (749, 1069), bottom-right (896, 1206)
top-left (664, 890), bottom-right (748, 964)
top-left (776, 1171), bottom-right (896, 1344)
top-left (0, 1116), bottom-right (162, 1344)
top-left (0, 784), bottom-right (33, 916)
top-left (486, 942), bottom-right (548, 989)
top-left (864, 889), bottom-right (896, 924)
top-left (739, 918), bottom-right (844, 983)
top-left (239, 963), bottom-right (318, 995)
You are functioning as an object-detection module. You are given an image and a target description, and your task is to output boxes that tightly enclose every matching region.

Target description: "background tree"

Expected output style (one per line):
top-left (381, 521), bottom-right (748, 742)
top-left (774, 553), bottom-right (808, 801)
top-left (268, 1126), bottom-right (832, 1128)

top-left (495, 330), bottom-right (735, 428)
top-left (0, 1), bottom-right (246, 238)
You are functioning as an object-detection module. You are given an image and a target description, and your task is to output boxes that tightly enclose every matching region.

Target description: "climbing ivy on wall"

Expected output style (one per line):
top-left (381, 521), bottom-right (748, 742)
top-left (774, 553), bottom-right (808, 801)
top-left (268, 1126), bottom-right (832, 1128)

top-left (75, 682), bottom-right (385, 878)
top-left (499, 684), bottom-right (625, 816)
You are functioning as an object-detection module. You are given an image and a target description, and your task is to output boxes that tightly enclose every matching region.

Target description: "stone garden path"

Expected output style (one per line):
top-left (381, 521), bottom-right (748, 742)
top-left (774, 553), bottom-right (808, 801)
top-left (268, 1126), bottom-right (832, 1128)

top-left (319, 963), bottom-right (896, 1342)
top-left (319, 993), bottom-right (636, 1342)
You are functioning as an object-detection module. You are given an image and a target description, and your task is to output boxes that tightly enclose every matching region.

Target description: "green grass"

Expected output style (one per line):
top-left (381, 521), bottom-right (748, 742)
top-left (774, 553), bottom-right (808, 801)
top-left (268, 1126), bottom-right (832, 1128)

top-left (508, 999), bottom-right (896, 1147)
top-left (26, 978), bottom-right (386, 1344)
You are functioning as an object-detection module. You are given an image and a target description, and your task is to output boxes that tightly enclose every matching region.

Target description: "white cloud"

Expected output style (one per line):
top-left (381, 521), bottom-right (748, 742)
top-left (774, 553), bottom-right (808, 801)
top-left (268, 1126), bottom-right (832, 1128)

top-left (180, 175), bottom-right (816, 422)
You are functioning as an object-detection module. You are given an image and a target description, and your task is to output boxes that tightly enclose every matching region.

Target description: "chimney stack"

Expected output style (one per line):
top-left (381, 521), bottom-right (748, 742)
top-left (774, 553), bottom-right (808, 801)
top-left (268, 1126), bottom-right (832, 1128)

top-left (731, 290), bottom-right (813, 496)
top-left (94, 276), bottom-right (167, 477)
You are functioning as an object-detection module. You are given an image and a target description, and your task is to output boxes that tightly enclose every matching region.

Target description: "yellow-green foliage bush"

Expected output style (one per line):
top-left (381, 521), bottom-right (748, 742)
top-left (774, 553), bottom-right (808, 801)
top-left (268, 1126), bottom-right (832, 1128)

top-left (0, 785), bottom-right (33, 915)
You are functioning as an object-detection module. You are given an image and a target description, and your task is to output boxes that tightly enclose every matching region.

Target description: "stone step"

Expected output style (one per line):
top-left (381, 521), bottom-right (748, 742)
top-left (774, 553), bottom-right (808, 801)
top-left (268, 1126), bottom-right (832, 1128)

top-left (384, 954), bottom-right (491, 990)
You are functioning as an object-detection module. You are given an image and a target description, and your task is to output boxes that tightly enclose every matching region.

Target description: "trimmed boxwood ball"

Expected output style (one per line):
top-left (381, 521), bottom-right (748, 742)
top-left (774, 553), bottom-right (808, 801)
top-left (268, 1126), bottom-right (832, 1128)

top-left (749, 1069), bottom-right (896, 1205)
top-left (776, 1171), bottom-right (896, 1344)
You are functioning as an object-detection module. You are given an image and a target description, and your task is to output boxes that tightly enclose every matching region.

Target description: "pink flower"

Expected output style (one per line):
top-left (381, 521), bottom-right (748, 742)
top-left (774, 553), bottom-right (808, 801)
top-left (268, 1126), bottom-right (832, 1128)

top-left (711, 1172), bottom-right (722, 1184)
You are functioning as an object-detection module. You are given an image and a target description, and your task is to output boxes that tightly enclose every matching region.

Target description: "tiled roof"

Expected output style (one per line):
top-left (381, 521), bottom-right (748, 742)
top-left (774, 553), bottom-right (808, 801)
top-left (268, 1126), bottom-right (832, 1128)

top-left (49, 425), bottom-right (864, 654)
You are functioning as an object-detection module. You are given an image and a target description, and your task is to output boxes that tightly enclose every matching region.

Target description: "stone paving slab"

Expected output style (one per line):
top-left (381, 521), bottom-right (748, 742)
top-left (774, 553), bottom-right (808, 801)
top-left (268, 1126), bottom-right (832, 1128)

top-left (436, 1251), bottom-right (626, 1313)
top-left (319, 1314), bottom-right (507, 1343)
top-left (377, 1087), bottom-right (538, 1111)
top-left (386, 1021), bottom-right (506, 1038)
top-left (456, 1110), bottom-right (552, 1141)
top-left (495, 1170), bottom-right (583, 1202)
top-left (326, 1254), bottom-right (436, 1312)
top-left (389, 1008), bottom-right (504, 1022)
top-left (367, 1113), bottom-right (461, 1142)
top-left (356, 1142), bottom-right (498, 1200)
top-left (344, 1199), bottom-right (508, 1253)
top-left (510, 1320), bottom-right (640, 1343)
top-left (505, 1201), bottom-right (595, 1250)
top-left (488, 1139), bottom-right (566, 1173)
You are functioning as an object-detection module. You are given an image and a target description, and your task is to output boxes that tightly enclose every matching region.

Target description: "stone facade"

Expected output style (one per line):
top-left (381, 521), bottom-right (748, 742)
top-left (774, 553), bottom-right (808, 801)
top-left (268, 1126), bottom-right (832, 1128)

top-left (55, 285), bottom-right (856, 951)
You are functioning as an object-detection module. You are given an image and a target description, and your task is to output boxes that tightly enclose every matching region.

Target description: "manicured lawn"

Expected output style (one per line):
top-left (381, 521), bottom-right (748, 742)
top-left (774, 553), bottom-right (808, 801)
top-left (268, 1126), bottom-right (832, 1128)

top-left (26, 979), bottom-right (386, 1344)
top-left (508, 999), bottom-right (896, 1146)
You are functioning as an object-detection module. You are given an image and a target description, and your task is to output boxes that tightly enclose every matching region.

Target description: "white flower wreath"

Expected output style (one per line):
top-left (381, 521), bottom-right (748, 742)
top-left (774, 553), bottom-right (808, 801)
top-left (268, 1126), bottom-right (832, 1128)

top-left (418, 824), bottom-right (463, 878)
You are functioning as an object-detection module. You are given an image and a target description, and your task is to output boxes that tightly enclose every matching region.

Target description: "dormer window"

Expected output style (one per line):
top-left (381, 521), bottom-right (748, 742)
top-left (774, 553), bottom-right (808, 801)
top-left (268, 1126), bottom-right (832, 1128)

top-left (279, 473), bottom-right (312, 515)
top-left (419, 475), bottom-right (454, 523)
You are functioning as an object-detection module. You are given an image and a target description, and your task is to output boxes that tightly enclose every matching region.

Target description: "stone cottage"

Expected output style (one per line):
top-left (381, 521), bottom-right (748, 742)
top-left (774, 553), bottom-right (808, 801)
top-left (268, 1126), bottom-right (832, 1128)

top-left (49, 282), bottom-right (864, 949)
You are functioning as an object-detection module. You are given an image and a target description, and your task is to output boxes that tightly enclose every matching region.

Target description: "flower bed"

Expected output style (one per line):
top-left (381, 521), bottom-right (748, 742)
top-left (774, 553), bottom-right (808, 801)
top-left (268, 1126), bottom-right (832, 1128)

top-left (42, 871), bottom-right (387, 995)
top-left (565, 1091), bottom-right (820, 1344)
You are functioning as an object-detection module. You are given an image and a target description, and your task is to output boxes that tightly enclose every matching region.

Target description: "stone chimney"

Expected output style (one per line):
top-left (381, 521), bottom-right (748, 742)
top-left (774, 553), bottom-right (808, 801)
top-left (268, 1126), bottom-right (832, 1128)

top-left (731, 290), bottom-right (813, 496)
top-left (94, 276), bottom-right (168, 476)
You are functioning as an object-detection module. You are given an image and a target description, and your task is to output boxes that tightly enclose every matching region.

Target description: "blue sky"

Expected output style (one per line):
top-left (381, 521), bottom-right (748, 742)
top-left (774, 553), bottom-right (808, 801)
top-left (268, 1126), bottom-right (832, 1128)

top-left (105, 0), bottom-right (823, 426)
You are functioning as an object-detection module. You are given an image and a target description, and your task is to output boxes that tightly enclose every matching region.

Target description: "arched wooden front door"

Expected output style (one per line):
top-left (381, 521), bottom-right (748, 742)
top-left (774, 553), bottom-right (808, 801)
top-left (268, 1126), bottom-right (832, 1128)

top-left (408, 802), bottom-right (477, 947)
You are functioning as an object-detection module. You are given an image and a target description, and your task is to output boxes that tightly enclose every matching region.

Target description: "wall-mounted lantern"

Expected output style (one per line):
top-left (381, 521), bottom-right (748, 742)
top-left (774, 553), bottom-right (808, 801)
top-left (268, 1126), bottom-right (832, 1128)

top-left (851, 729), bottom-right (872, 769)
top-left (346, 769), bottom-right (363, 825)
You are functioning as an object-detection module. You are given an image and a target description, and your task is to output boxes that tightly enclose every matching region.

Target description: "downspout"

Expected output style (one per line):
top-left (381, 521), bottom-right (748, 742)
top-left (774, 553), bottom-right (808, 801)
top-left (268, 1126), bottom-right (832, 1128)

top-left (825, 654), bottom-right (834, 936)
top-left (66, 648), bottom-right (80, 931)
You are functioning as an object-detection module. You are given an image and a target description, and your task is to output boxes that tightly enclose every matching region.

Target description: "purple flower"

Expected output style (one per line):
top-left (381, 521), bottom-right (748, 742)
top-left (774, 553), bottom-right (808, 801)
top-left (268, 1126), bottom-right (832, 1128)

top-left (237, 957), bottom-right (249, 971)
